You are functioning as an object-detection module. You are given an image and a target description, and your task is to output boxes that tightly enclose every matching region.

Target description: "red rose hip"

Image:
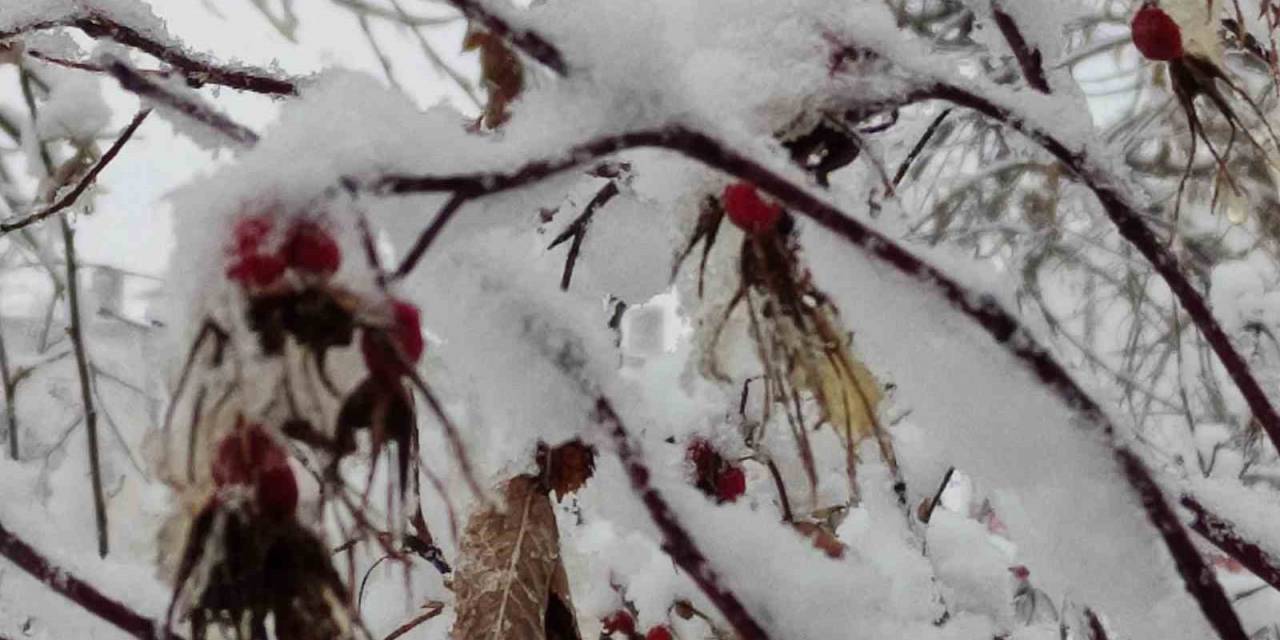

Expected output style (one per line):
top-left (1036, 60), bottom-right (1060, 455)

top-left (230, 213), bottom-right (275, 257)
top-left (722, 182), bottom-right (783, 235)
top-left (646, 626), bottom-right (674, 640)
top-left (226, 253), bottom-right (286, 288)
top-left (715, 466), bottom-right (746, 503)
top-left (1131, 3), bottom-right (1183, 61)
top-left (282, 219), bottom-right (342, 277)
top-left (602, 610), bottom-right (636, 636)
top-left (361, 299), bottom-right (425, 379)
top-left (212, 422), bottom-right (298, 518)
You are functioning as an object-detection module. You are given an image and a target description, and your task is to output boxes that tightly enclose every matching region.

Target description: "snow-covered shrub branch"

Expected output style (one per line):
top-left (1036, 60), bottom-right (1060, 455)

top-left (2, 0), bottom-right (1280, 639)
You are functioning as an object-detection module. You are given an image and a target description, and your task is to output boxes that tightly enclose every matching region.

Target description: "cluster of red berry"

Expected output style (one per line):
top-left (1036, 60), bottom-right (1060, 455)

top-left (223, 210), bottom-right (425, 378)
top-left (226, 214), bottom-right (342, 289)
top-left (686, 438), bottom-right (747, 503)
top-left (210, 418), bottom-right (299, 520)
top-left (602, 610), bottom-right (674, 640)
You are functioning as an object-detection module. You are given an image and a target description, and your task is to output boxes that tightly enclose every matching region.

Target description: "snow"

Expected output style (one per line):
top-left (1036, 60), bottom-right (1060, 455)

top-left (802, 221), bottom-right (1217, 640)
top-left (4, 0), bottom-right (1280, 638)
top-left (34, 71), bottom-right (110, 143)
top-left (927, 509), bottom-right (1016, 628)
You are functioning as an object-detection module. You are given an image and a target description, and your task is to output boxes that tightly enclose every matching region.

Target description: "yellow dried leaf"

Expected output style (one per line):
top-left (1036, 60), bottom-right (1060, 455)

top-left (787, 310), bottom-right (881, 444)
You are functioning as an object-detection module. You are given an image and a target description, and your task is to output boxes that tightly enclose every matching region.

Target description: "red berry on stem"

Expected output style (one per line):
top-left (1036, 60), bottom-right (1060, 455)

top-left (646, 626), bottom-right (674, 640)
top-left (226, 253), bottom-right (286, 288)
top-left (212, 422), bottom-right (298, 518)
top-left (230, 214), bottom-right (274, 257)
top-left (391, 300), bottom-right (425, 362)
top-left (282, 219), bottom-right (342, 277)
top-left (602, 610), bottom-right (636, 636)
top-left (685, 438), bottom-right (717, 480)
top-left (361, 299), bottom-right (425, 379)
top-left (715, 466), bottom-right (746, 503)
top-left (722, 182), bottom-right (783, 235)
top-left (1131, 4), bottom-right (1183, 61)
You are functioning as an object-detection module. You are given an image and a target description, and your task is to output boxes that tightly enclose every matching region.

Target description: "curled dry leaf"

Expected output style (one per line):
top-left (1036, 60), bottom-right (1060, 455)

top-left (791, 521), bottom-right (846, 559)
top-left (537, 440), bottom-right (597, 501)
top-left (453, 475), bottom-right (581, 640)
top-left (463, 23), bottom-right (525, 129)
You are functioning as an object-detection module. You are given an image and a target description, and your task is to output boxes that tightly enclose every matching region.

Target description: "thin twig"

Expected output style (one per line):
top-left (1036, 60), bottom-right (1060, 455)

top-left (0, 312), bottom-right (16, 459)
top-left (333, 0), bottom-right (460, 26)
top-left (61, 215), bottom-right (109, 557)
top-left (548, 180), bottom-right (620, 290)
top-left (893, 108), bottom-right (952, 187)
top-left (392, 194), bottom-right (466, 280)
top-left (990, 2), bottom-right (1050, 93)
top-left (383, 601), bottom-right (445, 640)
top-left (919, 466), bottom-right (955, 524)
top-left (912, 82), bottom-right (1280, 458)
top-left (18, 67), bottom-right (109, 557)
top-left (103, 60), bottom-right (258, 146)
top-left (0, 12), bottom-right (297, 95)
top-left (388, 0), bottom-right (483, 109)
top-left (1181, 494), bottom-right (1280, 592)
top-left (594, 397), bottom-right (772, 640)
top-left (0, 109), bottom-right (151, 238)
top-left (1084, 608), bottom-right (1109, 640)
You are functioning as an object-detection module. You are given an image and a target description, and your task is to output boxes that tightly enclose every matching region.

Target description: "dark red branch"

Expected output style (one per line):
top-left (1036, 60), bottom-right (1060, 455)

top-left (0, 517), bottom-right (183, 640)
top-left (392, 194), bottom-right (466, 280)
top-left (1115, 451), bottom-right (1247, 640)
top-left (991, 3), bottom-right (1050, 93)
top-left (0, 13), bottom-right (296, 95)
top-left (104, 60), bottom-right (259, 146)
top-left (593, 397), bottom-right (771, 640)
top-left (914, 82), bottom-right (1280, 459)
top-left (1182, 494), bottom-right (1280, 592)
top-left (0, 109), bottom-right (151, 238)
top-left (371, 123), bottom-right (1247, 638)
top-left (374, 131), bottom-right (670, 196)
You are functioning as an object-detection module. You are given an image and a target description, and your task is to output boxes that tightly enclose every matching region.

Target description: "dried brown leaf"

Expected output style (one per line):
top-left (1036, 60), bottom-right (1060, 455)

top-left (792, 521), bottom-right (846, 559)
top-left (453, 475), bottom-right (581, 640)
top-left (463, 24), bottom-right (525, 129)
top-left (537, 440), bottom-right (596, 501)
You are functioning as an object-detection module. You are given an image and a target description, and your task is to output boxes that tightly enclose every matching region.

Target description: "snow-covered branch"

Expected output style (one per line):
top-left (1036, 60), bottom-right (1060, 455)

top-left (0, 7), bottom-right (296, 95)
